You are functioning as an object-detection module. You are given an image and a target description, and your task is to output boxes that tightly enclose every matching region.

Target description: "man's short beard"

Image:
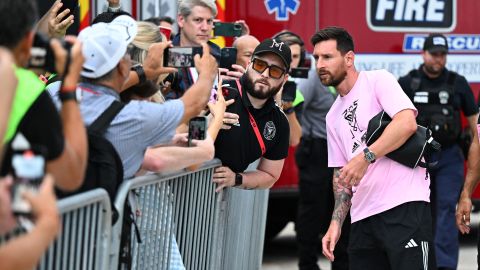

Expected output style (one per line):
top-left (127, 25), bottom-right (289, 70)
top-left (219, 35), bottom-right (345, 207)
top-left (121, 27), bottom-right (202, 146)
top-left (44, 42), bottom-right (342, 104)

top-left (318, 70), bottom-right (347, 87)
top-left (423, 64), bottom-right (443, 76)
top-left (244, 74), bottom-right (282, 100)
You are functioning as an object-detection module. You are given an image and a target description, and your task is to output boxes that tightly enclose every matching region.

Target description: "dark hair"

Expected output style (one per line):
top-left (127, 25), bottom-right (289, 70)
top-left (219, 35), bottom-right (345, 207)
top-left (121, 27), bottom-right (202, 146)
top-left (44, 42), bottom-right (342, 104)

top-left (159, 16), bottom-right (175, 25)
top-left (144, 16), bottom-right (175, 26)
top-left (274, 30), bottom-right (306, 67)
top-left (0, 0), bottom-right (38, 49)
top-left (120, 80), bottom-right (159, 102)
top-left (310, 26), bottom-right (354, 55)
top-left (274, 30), bottom-right (304, 47)
top-left (92, 11), bottom-right (132, 24)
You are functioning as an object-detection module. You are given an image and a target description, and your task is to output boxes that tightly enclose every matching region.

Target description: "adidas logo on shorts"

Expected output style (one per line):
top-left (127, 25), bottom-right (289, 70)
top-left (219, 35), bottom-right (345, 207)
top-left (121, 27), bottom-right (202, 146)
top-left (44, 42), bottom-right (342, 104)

top-left (405, 239), bottom-right (418, 248)
top-left (404, 240), bottom-right (430, 268)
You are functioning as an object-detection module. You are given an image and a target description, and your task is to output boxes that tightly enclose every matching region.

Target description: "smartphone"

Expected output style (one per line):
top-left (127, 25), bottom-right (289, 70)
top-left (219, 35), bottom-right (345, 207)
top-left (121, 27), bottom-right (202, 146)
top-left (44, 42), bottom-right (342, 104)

top-left (188, 116), bottom-right (207, 146)
top-left (209, 74), bottom-right (220, 103)
top-left (282, 81), bottom-right (297, 102)
top-left (11, 150), bottom-right (45, 216)
top-left (213, 22), bottom-right (242, 37)
top-left (163, 47), bottom-right (203, 68)
top-left (289, 67), bottom-right (309, 79)
top-left (159, 26), bottom-right (172, 41)
top-left (220, 47), bottom-right (237, 70)
top-left (58, 0), bottom-right (79, 16)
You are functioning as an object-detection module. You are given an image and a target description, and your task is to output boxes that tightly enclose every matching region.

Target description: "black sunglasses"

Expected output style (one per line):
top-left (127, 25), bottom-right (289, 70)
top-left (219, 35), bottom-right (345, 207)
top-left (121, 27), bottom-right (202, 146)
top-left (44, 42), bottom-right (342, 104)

top-left (251, 58), bottom-right (286, 79)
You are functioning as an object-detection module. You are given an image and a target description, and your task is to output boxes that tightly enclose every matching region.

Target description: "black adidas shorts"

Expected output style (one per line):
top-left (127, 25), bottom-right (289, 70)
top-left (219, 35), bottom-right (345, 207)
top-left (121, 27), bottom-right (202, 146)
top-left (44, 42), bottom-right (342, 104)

top-left (348, 201), bottom-right (436, 270)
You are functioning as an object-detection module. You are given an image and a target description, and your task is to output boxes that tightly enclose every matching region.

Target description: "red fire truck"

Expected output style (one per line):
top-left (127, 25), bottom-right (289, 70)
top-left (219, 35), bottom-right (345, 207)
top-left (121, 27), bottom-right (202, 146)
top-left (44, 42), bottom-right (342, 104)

top-left (57, 0), bottom-right (480, 240)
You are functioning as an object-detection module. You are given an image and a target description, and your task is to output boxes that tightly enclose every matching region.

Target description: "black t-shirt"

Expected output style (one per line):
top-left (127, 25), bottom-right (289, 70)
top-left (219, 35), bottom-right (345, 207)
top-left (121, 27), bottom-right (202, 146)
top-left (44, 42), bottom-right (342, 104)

top-left (398, 66), bottom-right (478, 117)
top-left (1, 91), bottom-right (64, 176)
top-left (214, 77), bottom-right (290, 173)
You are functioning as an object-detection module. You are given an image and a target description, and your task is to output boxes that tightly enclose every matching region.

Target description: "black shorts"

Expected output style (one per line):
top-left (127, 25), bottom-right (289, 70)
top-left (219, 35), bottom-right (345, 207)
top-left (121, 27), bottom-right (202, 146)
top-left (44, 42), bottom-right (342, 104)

top-left (348, 201), bottom-right (436, 270)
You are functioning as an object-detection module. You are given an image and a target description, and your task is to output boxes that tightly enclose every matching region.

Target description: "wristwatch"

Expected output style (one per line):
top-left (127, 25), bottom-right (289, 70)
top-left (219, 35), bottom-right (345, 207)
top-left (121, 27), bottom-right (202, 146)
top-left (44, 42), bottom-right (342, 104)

top-left (131, 64), bottom-right (147, 84)
top-left (234, 173), bottom-right (243, 187)
top-left (363, 147), bottom-right (376, 164)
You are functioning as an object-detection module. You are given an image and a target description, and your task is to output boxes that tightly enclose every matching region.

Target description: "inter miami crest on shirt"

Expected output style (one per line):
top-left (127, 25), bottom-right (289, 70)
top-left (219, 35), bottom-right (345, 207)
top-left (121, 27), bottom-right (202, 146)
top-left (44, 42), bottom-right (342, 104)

top-left (263, 121), bottom-right (276, 140)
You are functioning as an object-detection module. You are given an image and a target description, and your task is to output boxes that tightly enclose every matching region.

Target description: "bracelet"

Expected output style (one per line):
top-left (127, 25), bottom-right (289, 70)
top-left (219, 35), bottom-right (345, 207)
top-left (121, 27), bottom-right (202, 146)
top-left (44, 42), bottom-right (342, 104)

top-left (59, 91), bottom-right (77, 102)
top-left (283, 107), bottom-right (295, 114)
top-left (60, 85), bottom-right (77, 93)
top-left (132, 65), bottom-right (147, 84)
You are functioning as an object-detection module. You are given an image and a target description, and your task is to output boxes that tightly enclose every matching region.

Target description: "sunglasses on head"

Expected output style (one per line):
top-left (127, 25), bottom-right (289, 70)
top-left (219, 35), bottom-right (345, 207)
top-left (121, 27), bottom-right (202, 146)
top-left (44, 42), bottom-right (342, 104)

top-left (251, 58), bottom-right (286, 79)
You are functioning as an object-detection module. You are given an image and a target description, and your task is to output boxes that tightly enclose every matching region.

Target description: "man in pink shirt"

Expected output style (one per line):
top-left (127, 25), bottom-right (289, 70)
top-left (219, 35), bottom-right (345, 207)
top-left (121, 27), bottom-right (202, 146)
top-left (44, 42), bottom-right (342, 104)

top-left (316, 27), bottom-right (435, 269)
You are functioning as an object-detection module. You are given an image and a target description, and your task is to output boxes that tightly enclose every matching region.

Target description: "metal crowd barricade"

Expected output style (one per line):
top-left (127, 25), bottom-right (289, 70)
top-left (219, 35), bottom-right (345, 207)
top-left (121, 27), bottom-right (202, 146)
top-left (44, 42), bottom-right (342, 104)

top-left (218, 160), bottom-right (270, 270)
top-left (0, 159), bottom-right (271, 270)
top-left (110, 159), bottom-right (225, 270)
top-left (37, 188), bottom-right (112, 270)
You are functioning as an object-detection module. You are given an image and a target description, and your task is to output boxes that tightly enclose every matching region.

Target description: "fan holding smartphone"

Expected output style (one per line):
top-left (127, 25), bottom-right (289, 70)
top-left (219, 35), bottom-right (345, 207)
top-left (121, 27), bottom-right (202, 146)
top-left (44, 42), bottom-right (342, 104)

top-left (188, 116), bottom-right (207, 146)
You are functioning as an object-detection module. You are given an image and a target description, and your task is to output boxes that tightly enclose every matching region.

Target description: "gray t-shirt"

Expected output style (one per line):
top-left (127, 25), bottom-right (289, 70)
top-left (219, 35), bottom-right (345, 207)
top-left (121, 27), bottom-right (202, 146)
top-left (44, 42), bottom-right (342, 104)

top-left (296, 66), bottom-right (335, 140)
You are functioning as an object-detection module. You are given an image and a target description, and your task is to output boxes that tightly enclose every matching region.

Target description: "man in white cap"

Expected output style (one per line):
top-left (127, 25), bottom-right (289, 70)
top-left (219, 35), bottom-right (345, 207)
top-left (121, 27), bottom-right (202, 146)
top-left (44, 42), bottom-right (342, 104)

top-left (74, 16), bottom-right (218, 180)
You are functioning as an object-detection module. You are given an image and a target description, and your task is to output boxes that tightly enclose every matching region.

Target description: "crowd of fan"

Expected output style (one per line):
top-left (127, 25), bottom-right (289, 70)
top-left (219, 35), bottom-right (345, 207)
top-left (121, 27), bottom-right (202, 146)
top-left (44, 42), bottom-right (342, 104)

top-left (0, 0), bottom-right (294, 268)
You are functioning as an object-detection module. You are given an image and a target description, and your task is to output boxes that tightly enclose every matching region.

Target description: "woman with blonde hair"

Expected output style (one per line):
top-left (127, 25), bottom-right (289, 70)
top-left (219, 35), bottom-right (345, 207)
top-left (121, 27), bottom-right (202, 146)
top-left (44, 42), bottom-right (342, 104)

top-left (128, 21), bottom-right (169, 103)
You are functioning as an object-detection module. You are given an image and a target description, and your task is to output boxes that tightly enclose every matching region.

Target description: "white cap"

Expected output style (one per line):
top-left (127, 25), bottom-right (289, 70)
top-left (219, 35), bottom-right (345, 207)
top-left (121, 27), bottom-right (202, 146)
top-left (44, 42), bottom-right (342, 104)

top-left (110, 15), bottom-right (138, 43)
top-left (79, 15), bottom-right (138, 79)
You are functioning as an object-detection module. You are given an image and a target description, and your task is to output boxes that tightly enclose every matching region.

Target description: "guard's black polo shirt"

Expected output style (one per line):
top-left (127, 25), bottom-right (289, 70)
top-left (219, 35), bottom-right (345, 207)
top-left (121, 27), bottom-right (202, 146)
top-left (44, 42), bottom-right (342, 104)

top-left (214, 76), bottom-right (290, 173)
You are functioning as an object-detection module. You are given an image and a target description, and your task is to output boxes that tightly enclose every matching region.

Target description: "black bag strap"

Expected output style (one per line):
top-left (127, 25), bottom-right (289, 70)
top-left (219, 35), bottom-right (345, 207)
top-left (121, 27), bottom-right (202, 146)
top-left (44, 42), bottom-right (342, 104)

top-left (417, 132), bottom-right (441, 168)
top-left (88, 101), bottom-right (125, 134)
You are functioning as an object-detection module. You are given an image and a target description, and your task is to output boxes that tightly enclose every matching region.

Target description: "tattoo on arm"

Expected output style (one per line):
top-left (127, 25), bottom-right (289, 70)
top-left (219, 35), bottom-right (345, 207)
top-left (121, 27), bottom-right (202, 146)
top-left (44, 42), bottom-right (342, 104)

top-left (332, 167), bottom-right (352, 227)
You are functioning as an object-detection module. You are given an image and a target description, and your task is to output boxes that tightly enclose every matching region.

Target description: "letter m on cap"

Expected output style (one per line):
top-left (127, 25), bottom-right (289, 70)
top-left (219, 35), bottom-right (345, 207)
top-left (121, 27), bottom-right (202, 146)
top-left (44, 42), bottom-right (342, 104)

top-left (271, 39), bottom-right (284, 51)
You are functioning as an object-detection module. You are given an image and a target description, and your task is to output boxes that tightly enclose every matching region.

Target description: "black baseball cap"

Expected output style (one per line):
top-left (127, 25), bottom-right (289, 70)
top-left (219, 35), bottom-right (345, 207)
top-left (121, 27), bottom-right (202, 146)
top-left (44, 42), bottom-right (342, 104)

top-left (423, 34), bottom-right (448, 53)
top-left (252, 38), bottom-right (292, 71)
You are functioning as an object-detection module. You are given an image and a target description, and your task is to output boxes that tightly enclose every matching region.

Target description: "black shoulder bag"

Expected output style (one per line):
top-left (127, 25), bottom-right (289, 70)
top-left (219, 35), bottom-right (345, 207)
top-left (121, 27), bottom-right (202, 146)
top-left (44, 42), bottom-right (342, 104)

top-left (364, 111), bottom-right (441, 168)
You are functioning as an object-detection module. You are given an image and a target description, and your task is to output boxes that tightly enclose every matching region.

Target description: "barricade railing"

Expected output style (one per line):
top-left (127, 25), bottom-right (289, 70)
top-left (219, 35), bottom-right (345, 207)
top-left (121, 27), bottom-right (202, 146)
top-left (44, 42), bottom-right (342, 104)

top-left (218, 160), bottom-right (269, 270)
top-left (39, 188), bottom-right (112, 270)
top-left (0, 189), bottom-right (112, 270)
top-left (1, 159), bottom-right (271, 270)
top-left (110, 159), bottom-right (225, 270)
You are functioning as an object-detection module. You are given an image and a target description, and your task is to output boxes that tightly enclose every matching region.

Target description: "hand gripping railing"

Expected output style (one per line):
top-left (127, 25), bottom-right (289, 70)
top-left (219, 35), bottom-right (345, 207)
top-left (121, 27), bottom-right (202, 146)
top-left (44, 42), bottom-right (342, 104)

top-left (110, 159), bottom-right (224, 270)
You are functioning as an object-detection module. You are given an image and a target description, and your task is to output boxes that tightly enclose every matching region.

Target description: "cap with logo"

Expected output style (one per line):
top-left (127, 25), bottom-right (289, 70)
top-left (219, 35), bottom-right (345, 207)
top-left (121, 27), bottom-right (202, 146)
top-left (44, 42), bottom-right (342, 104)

top-left (423, 33), bottom-right (448, 54)
top-left (252, 38), bottom-right (292, 71)
top-left (78, 15), bottom-right (138, 79)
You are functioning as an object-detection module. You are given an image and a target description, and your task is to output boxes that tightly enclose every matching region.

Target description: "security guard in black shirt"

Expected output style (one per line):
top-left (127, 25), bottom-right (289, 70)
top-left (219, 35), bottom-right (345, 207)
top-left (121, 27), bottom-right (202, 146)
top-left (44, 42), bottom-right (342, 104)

top-left (398, 33), bottom-right (479, 270)
top-left (213, 38), bottom-right (290, 192)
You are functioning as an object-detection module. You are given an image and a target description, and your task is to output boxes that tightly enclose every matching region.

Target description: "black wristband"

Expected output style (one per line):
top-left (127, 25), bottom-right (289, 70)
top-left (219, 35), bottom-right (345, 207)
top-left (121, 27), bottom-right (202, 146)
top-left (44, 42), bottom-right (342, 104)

top-left (234, 173), bottom-right (243, 187)
top-left (283, 107), bottom-right (295, 114)
top-left (59, 91), bottom-right (77, 102)
top-left (132, 65), bottom-right (147, 83)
